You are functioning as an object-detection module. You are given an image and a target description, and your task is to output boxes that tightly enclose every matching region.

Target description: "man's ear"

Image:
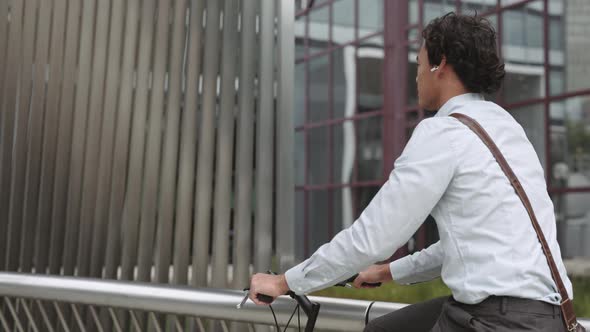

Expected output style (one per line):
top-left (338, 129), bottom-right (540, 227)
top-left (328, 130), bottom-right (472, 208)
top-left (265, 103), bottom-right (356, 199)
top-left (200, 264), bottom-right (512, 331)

top-left (437, 56), bottom-right (447, 73)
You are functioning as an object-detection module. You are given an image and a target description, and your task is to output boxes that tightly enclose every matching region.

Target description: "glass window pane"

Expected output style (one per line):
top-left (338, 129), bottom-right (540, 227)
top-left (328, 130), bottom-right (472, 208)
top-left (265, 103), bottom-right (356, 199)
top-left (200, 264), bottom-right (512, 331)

top-left (501, 69), bottom-right (544, 104)
top-left (331, 46), bottom-right (384, 120)
top-left (295, 15), bottom-right (306, 57)
top-left (308, 190), bottom-right (331, 253)
top-left (361, 34), bottom-right (384, 48)
top-left (502, 2), bottom-right (545, 104)
top-left (332, 116), bottom-right (383, 184)
top-left (333, 188), bottom-right (354, 231)
top-left (332, 122), bottom-right (354, 185)
top-left (526, 9), bottom-right (543, 48)
top-left (332, 0), bottom-right (355, 45)
top-left (357, 116), bottom-right (383, 181)
top-left (295, 190), bottom-right (305, 259)
top-left (309, 54), bottom-right (331, 123)
top-left (352, 186), bottom-right (380, 219)
top-left (308, 127), bottom-right (330, 185)
top-left (296, 40), bottom-right (306, 61)
top-left (501, 0), bottom-right (526, 5)
top-left (502, 1), bottom-right (544, 59)
top-left (408, 50), bottom-right (418, 107)
top-left (295, 0), bottom-right (309, 11)
top-left (295, 131), bottom-right (305, 186)
top-left (358, 0), bottom-right (383, 38)
top-left (551, 192), bottom-right (590, 258)
top-left (548, 0), bottom-right (563, 51)
top-left (461, 0), bottom-right (496, 15)
top-left (295, 62), bottom-right (306, 127)
top-left (308, 5), bottom-right (330, 55)
top-left (409, 0), bottom-right (419, 25)
top-left (550, 96), bottom-right (590, 187)
top-left (560, 1), bottom-right (590, 94)
top-left (548, 0), bottom-right (565, 96)
top-left (503, 9), bottom-right (525, 46)
top-left (357, 48), bottom-right (384, 112)
top-left (423, 0), bottom-right (456, 25)
top-left (550, 67), bottom-right (565, 96)
top-left (332, 47), bottom-right (355, 120)
top-left (508, 103), bottom-right (546, 170)
top-left (408, 27), bottom-right (420, 45)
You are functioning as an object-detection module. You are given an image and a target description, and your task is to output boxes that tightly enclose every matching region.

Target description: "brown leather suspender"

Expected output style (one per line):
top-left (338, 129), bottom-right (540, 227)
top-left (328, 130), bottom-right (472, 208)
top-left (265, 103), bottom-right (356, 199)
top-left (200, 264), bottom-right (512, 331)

top-left (450, 113), bottom-right (583, 332)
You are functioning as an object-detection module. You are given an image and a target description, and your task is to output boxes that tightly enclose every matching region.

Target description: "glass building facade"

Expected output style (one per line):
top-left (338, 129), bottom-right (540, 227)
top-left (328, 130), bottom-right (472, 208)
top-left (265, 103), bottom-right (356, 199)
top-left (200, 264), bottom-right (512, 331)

top-left (294, 0), bottom-right (590, 260)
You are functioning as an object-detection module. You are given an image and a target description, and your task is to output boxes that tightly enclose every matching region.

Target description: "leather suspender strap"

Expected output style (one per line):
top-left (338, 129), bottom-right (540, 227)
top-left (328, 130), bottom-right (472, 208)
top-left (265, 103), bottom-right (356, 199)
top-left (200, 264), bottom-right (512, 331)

top-left (450, 113), bottom-right (582, 332)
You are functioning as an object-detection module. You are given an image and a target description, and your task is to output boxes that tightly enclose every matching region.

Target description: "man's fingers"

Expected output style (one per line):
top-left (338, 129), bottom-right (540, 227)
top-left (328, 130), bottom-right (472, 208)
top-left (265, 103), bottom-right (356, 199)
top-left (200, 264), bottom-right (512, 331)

top-left (250, 294), bottom-right (273, 305)
top-left (352, 277), bottom-right (363, 288)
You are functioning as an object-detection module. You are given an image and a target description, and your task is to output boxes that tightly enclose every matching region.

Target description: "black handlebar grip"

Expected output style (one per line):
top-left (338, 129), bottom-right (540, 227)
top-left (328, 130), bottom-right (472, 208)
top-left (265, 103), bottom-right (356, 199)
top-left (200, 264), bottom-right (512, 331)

top-left (256, 293), bottom-right (274, 304)
top-left (362, 281), bottom-right (381, 287)
top-left (346, 274), bottom-right (382, 287)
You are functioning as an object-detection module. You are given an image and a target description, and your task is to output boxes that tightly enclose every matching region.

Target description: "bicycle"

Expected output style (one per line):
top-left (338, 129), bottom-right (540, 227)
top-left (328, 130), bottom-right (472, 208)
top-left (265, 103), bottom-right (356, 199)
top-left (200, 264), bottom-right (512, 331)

top-left (238, 272), bottom-right (381, 332)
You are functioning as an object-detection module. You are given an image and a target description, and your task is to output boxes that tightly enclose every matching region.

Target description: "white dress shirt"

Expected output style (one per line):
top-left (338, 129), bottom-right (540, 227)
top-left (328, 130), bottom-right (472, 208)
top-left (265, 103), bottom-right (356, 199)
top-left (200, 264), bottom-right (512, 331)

top-left (285, 93), bottom-right (573, 305)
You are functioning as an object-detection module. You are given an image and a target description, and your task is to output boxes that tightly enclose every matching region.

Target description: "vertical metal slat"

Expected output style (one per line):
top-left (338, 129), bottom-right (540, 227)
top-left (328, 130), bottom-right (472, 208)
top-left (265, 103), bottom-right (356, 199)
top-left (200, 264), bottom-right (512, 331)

top-left (137, 0), bottom-right (172, 283)
top-left (103, 0), bottom-right (142, 280)
top-left (90, 0), bottom-right (126, 279)
top-left (254, 0), bottom-right (275, 273)
top-left (155, 0), bottom-right (189, 284)
top-left (0, 0), bottom-right (8, 270)
top-left (172, 0), bottom-right (205, 286)
top-left (0, 0), bottom-right (9, 112)
top-left (276, 0), bottom-right (297, 273)
top-left (192, 0), bottom-right (222, 288)
top-left (76, 0), bottom-right (113, 278)
top-left (0, 0), bottom-right (23, 271)
top-left (21, 0), bottom-right (53, 273)
top-left (34, 0), bottom-right (68, 276)
top-left (47, 0), bottom-right (82, 276)
top-left (211, 0), bottom-right (239, 289)
top-left (62, 0), bottom-right (98, 276)
top-left (232, 0), bottom-right (258, 290)
top-left (120, 0), bottom-right (157, 282)
top-left (6, 0), bottom-right (38, 272)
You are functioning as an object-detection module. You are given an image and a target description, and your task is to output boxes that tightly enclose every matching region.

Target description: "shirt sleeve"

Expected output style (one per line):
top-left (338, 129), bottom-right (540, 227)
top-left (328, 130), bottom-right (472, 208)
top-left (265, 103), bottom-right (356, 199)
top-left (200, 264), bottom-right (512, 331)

top-left (285, 118), bottom-right (458, 295)
top-left (389, 241), bottom-right (444, 284)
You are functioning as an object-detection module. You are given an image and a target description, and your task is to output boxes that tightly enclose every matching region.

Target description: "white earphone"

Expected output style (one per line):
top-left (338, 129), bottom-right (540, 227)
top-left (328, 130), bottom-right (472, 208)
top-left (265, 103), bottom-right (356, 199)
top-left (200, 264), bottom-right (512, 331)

top-left (430, 66), bottom-right (439, 72)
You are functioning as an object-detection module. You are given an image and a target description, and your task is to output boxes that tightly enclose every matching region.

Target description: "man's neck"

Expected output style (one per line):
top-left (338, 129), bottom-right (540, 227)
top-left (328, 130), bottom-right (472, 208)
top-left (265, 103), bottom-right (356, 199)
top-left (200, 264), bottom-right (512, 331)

top-left (436, 85), bottom-right (470, 110)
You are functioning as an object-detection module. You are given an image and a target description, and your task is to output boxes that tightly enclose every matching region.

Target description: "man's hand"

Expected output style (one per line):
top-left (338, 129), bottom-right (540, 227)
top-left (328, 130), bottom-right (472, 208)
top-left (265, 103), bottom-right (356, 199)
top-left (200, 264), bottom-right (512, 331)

top-left (352, 264), bottom-right (392, 289)
top-left (248, 273), bottom-right (291, 305)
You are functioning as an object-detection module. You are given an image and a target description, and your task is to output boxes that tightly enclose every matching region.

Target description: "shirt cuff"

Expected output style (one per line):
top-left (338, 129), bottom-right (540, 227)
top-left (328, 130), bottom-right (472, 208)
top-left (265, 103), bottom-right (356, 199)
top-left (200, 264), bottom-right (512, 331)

top-left (389, 256), bottom-right (416, 285)
top-left (284, 264), bottom-right (309, 295)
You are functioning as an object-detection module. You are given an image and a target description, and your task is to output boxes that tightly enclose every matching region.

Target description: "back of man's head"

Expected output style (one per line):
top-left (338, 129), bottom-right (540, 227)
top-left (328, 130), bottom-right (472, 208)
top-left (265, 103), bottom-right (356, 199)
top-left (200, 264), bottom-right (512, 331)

top-left (422, 12), bottom-right (505, 95)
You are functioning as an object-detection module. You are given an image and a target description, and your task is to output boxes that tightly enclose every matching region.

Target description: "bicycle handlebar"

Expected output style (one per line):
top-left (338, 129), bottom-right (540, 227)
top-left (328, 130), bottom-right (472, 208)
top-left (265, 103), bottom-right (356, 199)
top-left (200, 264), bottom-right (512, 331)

top-left (247, 272), bottom-right (381, 331)
top-left (253, 290), bottom-right (320, 332)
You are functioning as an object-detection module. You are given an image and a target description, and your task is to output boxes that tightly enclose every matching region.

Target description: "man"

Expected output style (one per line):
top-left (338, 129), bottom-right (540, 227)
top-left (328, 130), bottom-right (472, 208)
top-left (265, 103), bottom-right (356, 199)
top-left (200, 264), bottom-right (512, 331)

top-left (248, 12), bottom-right (573, 331)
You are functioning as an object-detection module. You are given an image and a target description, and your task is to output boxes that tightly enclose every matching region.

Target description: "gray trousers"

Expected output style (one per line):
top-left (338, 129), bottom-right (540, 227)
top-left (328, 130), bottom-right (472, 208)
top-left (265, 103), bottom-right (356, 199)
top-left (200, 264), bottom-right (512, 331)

top-left (364, 296), bottom-right (566, 332)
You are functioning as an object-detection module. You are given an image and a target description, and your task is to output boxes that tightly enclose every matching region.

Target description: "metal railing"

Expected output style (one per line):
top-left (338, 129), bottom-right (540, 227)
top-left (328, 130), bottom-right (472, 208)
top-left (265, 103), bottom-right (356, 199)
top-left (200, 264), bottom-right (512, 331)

top-left (0, 272), bottom-right (403, 331)
top-left (1, 272), bottom-right (589, 331)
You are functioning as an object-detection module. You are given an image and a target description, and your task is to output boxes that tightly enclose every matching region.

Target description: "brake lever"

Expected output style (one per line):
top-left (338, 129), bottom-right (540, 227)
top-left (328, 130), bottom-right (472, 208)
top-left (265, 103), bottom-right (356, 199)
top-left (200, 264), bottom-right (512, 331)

top-left (237, 288), bottom-right (276, 309)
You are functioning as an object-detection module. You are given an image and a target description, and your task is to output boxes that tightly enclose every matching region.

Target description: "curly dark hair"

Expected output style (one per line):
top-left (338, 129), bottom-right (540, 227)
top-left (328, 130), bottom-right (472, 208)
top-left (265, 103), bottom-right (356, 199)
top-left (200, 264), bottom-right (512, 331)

top-left (422, 12), bottom-right (505, 94)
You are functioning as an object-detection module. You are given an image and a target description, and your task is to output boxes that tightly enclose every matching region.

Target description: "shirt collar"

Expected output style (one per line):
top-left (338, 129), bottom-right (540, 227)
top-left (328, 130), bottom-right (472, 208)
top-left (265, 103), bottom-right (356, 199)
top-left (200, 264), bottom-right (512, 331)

top-left (434, 93), bottom-right (485, 117)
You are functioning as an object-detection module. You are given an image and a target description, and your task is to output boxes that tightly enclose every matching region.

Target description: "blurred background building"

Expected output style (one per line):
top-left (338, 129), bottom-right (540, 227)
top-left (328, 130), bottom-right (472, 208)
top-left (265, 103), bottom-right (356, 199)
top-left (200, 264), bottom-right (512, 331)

top-left (294, 0), bottom-right (590, 260)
